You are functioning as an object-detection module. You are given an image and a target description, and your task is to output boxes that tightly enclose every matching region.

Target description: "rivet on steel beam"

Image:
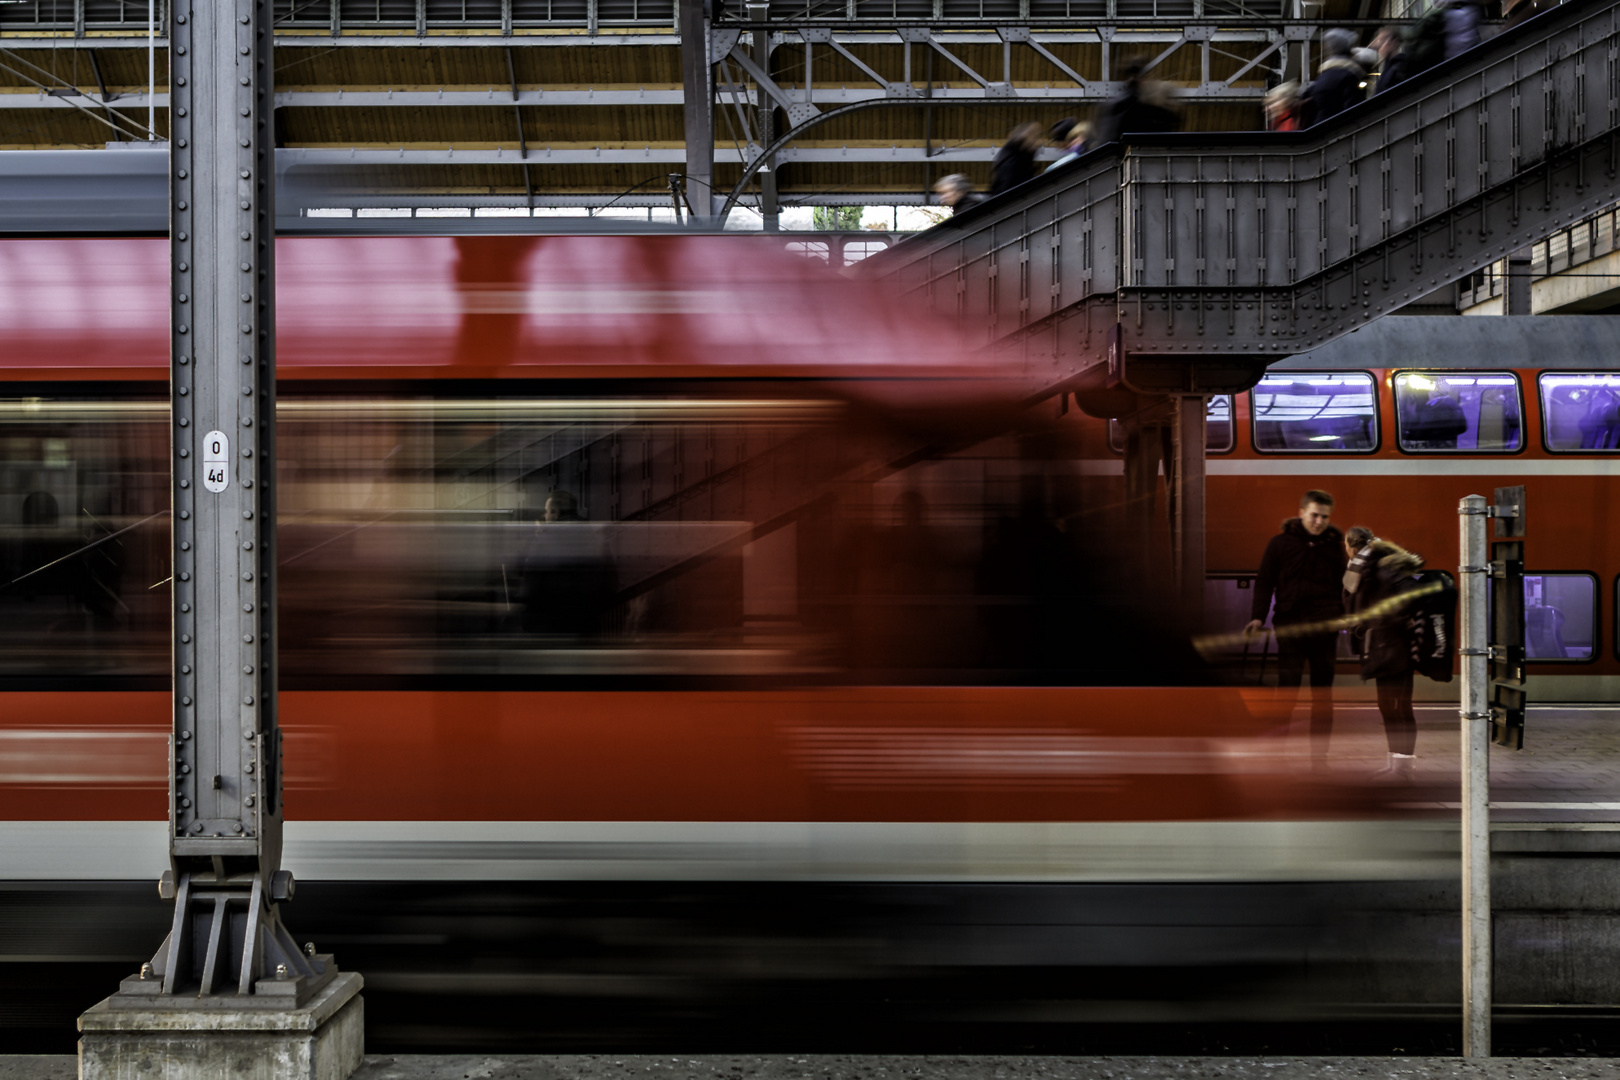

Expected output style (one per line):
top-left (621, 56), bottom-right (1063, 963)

top-left (244, 696), bottom-right (255, 705)
top-left (178, 387), bottom-right (188, 396)
top-left (176, 170), bottom-right (187, 180)
top-left (243, 541), bottom-right (253, 550)
top-left (244, 602), bottom-right (254, 611)
top-left (234, 824), bottom-right (244, 834)
top-left (240, 78), bottom-right (249, 86)
top-left (245, 728), bottom-right (255, 738)
top-left (243, 572), bottom-right (253, 581)
top-left (179, 479), bottom-right (189, 489)
top-left (178, 511), bottom-right (189, 520)
top-left (181, 696), bottom-right (191, 706)
top-left (244, 634), bottom-right (254, 643)
top-left (177, 232), bottom-right (187, 242)
top-left (179, 571), bottom-right (189, 582)
top-left (180, 542), bottom-right (190, 551)
top-left (240, 201), bottom-right (251, 210)
top-left (240, 231), bottom-right (251, 240)
top-left (178, 447), bottom-right (189, 457)
top-left (241, 325), bottom-right (253, 335)
top-left (181, 665), bottom-right (191, 674)
top-left (240, 263), bottom-right (251, 272)
top-left (180, 603), bottom-right (189, 613)
top-left (181, 730), bottom-right (191, 740)
top-left (243, 480), bottom-right (253, 489)
top-left (178, 355), bottom-right (189, 364)
top-left (242, 417), bottom-right (252, 426)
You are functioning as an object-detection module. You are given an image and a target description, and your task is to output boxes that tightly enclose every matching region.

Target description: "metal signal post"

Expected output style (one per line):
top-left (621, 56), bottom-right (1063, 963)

top-left (1457, 487), bottom-right (1527, 1060)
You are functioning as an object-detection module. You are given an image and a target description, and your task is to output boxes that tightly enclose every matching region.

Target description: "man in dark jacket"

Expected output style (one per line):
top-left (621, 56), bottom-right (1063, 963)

top-left (1245, 490), bottom-right (1347, 764)
top-left (988, 122), bottom-right (1044, 196)
top-left (1091, 60), bottom-right (1181, 145)
top-left (1300, 28), bottom-right (1367, 126)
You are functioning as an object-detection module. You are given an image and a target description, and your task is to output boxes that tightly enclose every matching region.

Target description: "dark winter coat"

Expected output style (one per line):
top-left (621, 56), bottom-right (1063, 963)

top-left (1373, 51), bottom-right (1413, 95)
top-left (988, 142), bottom-right (1038, 196)
top-left (1250, 518), bottom-right (1347, 627)
top-left (1301, 56), bottom-right (1367, 127)
top-left (1090, 82), bottom-right (1181, 145)
top-left (1344, 539), bottom-right (1425, 680)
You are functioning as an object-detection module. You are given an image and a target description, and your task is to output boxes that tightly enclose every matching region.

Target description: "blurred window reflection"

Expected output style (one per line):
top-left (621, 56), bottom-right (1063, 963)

top-left (1250, 372), bottom-right (1379, 452)
top-left (1393, 372), bottom-right (1522, 452)
top-left (0, 384), bottom-right (1210, 688)
top-left (1108, 396), bottom-right (1234, 454)
top-left (1539, 372), bottom-right (1620, 451)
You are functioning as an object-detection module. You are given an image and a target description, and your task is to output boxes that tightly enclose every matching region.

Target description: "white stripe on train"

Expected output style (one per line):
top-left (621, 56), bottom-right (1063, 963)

top-left (0, 819), bottom-right (1463, 884)
top-left (1079, 459), bottom-right (1620, 476)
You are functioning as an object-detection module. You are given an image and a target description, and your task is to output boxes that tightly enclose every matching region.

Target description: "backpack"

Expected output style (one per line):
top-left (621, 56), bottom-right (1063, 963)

top-left (1406, 569), bottom-right (1458, 683)
top-left (1404, 2), bottom-right (1450, 76)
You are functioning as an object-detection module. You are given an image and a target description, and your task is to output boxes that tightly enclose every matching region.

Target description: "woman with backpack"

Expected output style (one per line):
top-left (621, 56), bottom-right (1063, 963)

top-left (1342, 526), bottom-right (1422, 779)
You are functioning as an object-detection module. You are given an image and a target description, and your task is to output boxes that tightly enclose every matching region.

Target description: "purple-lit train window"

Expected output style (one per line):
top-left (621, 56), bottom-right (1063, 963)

top-left (1524, 574), bottom-right (1596, 661)
top-left (1539, 373), bottom-right (1620, 451)
top-left (1250, 372), bottom-right (1378, 452)
top-left (1393, 372), bottom-right (1522, 452)
top-left (1107, 395), bottom-right (1233, 454)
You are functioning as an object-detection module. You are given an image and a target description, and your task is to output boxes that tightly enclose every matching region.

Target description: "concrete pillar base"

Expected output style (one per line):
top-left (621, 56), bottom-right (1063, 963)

top-left (78, 971), bottom-right (363, 1080)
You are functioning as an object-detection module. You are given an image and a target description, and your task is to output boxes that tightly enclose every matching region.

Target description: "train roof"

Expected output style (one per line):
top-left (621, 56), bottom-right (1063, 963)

top-left (1250, 316), bottom-right (1620, 374)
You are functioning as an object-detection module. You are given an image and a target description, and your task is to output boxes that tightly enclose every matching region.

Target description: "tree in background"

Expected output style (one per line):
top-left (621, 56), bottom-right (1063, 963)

top-left (812, 206), bottom-right (864, 231)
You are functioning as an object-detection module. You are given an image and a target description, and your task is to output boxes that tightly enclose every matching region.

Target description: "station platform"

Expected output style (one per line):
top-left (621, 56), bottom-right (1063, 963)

top-left (1302, 705), bottom-right (1620, 825)
top-left (5, 1054), bottom-right (1620, 1080)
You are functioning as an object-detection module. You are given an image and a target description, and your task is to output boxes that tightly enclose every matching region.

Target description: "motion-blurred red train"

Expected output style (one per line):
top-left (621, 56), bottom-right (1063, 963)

top-left (4, 221), bottom-right (1601, 1049)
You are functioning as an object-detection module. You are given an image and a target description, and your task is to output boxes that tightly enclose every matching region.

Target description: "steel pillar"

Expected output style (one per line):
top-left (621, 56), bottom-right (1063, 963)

top-left (753, 28), bottom-right (779, 232)
top-left (679, 0), bottom-right (714, 222)
top-left (106, 0), bottom-right (341, 1010)
top-left (1168, 395), bottom-right (1207, 624)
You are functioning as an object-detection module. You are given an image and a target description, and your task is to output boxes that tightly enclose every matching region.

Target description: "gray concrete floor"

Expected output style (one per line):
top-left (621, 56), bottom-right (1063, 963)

top-left (8, 1057), bottom-right (1620, 1080)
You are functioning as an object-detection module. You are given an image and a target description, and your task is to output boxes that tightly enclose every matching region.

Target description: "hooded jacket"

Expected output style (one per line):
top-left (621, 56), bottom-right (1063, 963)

top-left (1344, 538), bottom-right (1425, 679)
top-left (1250, 517), bottom-right (1347, 627)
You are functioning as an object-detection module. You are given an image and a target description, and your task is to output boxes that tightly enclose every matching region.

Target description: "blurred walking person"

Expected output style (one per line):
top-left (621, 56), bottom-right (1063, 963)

top-left (1370, 26), bottom-right (1413, 95)
top-left (989, 122), bottom-right (1044, 196)
top-left (1264, 82), bottom-right (1303, 131)
top-left (933, 174), bottom-right (985, 213)
top-left (1245, 490), bottom-right (1347, 765)
top-left (1046, 120), bottom-right (1091, 170)
top-left (1300, 29), bottom-right (1367, 126)
top-left (1091, 60), bottom-right (1180, 145)
top-left (1342, 527), bottom-right (1423, 779)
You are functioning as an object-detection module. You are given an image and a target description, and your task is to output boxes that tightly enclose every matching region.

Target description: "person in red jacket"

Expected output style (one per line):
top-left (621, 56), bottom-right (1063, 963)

top-left (1245, 490), bottom-right (1348, 766)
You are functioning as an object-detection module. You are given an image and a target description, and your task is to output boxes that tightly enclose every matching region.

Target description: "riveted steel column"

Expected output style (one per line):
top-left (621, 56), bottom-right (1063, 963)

top-left (170, 0), bottom-right (279, 894)
top-left (1170, 396), bottom-right (1207, 624)
top-left (679, 0), bottom-right (714, 221)
top-left (103, 0), bottom-right (335, 1007)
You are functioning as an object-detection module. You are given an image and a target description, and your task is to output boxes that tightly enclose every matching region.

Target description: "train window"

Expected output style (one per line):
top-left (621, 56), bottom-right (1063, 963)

top-left (1250, 372), bottom-right (1378, 452)
top-left (1107, 396), bottom-right (1235, 454)
top-left (1539, 372), bottom-right (1620, 451)
top-left (1524, 574), bottom-right (1597, 661)
top-left (1393, 372), bottom-right (1522, 452)
top-left (0, 393), bottom-right (170, 681)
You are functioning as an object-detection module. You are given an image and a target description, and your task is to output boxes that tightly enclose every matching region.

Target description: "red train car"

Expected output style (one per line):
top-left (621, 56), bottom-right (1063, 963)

top-left (0, 231), bottom-right (1407, 892)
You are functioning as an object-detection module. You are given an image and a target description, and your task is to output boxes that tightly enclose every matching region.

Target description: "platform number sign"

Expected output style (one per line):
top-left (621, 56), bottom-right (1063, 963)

top-left (202, 431), bottom-right (230, 493)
